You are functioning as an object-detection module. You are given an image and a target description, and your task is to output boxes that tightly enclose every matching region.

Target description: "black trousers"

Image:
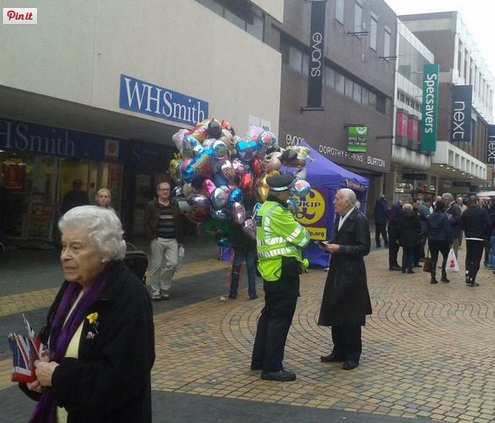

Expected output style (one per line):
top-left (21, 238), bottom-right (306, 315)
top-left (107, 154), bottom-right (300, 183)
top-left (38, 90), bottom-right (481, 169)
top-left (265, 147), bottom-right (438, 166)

top-left (428, 239), bottom-right (449, 278)
top-left (375, 223), bottom-right (389, 246)
top-left (251, 292), bottom-right (297, 373)
top-left (388, 226), bottom-right (399, 268)
top-left (331, 326), bottom-right (362, 362)
top-left (466, 240), bottom-right (485, 283)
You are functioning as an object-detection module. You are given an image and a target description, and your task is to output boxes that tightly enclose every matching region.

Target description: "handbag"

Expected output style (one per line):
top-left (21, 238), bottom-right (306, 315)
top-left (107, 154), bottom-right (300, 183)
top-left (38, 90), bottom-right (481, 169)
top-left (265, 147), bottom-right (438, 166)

top-left (423, 247), bottom-right (432, 273)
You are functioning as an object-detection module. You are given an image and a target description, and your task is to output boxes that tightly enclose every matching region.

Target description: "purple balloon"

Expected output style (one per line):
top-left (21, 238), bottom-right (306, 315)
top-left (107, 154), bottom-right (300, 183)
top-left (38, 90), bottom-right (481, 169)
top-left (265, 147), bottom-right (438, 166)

top-left (242, 218), bottom-right (256, 239)
top-left (187, 194), bottom-right (210, 211)
top-left (231, 202), bottom-right (246, 225)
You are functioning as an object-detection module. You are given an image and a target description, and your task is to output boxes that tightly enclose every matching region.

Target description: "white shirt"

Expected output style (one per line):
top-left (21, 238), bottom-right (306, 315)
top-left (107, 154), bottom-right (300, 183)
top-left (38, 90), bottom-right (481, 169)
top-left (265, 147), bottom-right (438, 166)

top-left (338, 208), bottom-right (354, 231)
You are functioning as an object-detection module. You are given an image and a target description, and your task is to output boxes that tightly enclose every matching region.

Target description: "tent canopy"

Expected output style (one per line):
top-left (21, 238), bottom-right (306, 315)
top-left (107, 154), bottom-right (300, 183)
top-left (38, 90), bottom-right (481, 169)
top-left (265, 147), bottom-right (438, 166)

top-left (300, 141), bottom-right (369, 190)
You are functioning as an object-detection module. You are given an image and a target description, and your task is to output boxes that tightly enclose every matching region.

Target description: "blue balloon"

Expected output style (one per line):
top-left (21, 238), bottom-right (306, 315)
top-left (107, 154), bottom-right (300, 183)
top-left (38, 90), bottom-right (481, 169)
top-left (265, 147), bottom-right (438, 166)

top-left (236, 141), bottom-right (259, 161)
top-left (213, 172), bottom-right (229, 187)
top-left (228, 188), bottom-right (244, 207)
top-left (286, 197), bottom-right (299, 216)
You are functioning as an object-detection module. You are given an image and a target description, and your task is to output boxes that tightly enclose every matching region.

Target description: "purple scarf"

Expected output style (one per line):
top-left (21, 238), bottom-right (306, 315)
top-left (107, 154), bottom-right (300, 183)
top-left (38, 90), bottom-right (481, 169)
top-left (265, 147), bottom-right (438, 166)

top-left (29, 263), bottom-right (112, 423)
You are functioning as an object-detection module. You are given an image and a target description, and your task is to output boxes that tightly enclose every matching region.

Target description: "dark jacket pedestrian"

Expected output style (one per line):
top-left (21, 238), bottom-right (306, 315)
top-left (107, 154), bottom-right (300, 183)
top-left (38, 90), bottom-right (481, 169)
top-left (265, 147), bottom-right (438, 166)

top-left (426, 201), bottom-right (452, 284)
top-left (143, 198), bottom-right (184, 243)
top-left (388, 195), bottom-right (411, 270)
top-left (373, 196), bottom-right (389, 248)
top-left (461, 198), bottom-right (491, 286)
top-left (398, 209), bottom-right (421, 248)
top-left (318, 189), bottom-right (371, 370)
top-left (445, 199), bottom-right (462, 256)
top-left (60, 180), bottom-right (90, 215)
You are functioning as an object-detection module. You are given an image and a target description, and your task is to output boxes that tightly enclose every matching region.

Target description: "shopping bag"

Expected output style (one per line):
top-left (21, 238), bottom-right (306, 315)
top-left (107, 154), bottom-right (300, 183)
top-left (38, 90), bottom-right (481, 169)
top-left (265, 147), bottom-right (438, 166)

top-left (446, 248), bottom-right (460, 273)
top-left (423, 247), bottom-right (432, 273)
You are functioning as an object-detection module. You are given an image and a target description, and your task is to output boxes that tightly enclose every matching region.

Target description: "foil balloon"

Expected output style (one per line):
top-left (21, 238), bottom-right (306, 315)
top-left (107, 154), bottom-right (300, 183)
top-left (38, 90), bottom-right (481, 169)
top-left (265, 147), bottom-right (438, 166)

top-left (187, 119), bottom-right (210, 142)
top-left (255, 144), bottom-right (267, 159)
top-left (242, 218), bottom-right (256, 239)
top-left (211, 187), bottom-right (229, 209)
top-left (231, 202), bottom-right (246, 225)
top-left (202, 138), bottom-right (214, 150)
top-left (180, 159), bottom-right (192, 177)
top-left (183, 150), bottom-right (213, 183)
top-left (212, 209), bottom-right (231, 221)
top-left (240, 172), bottom-right (254, 194)
top-left (285, 146), bottom-right (313, 167)
top-left (262, 151), bottom-right (283, 173)
top-left (182, 183), bottom-right (194, 197)
top-left (232, 158), bottom-right (248, 175)
top-left (232, 135), bottom-right (243, 147)
top-left (257, 171), bottom-right (280, 202)
top-left (293, 166), bottom-right (307, 181)
top-left (287, 197), bottom-right (299, 216)
top-left (169, 156), bottom-right (183, 182)
top-left (212, 139), bottom-right (228, 159)
top-left (291, 179), bottom-right (311, 197)
top-left (183, 135), bottom-right (204, 158)
top-left (228, 188), bottom-right (244, 207)
top-left (221, 120), bottom-right (235, 136)
top-left (258, 131), bottom-right (277, 148)
top-left (247, 125), bottom-right (264, 142)
top-left (251, 157), bottom-right (263, 178)
top-left (203, 179), bottom-right (216, 197)
top-left (172, 129), bottom-right (188, 154)
top-left (207, 119), bottom-right (223, 139)
top-left (171, 186), bottom-right (182, 198)
top-left (236, 141), bottom-right (259, 161)
top-left (213, 172), bottom-right (229, 188)
top-left (187, 194), bottom-right (210, 211)
top-left (176, 199), bottom-right (195, 215)
top-left (220, 160), bottom-right (234, 180)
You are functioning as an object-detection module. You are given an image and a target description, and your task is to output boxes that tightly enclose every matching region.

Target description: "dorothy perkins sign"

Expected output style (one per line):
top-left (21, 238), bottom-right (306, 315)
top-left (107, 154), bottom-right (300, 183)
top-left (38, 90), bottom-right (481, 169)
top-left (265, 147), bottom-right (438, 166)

top-left (420, 64), bottom-right (440, 152)
top-left (347, 126), bottom-right (368, 153)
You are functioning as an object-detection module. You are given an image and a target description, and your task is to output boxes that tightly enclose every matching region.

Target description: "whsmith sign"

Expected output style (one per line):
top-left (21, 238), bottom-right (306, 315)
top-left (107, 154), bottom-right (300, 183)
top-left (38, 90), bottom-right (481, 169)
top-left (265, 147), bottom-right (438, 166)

top-left (450, 85), bottom-right (472, 142)
top-left (420, 64), bottom-right (440, 152)
top-left (119, 75), bottom-right (209, 126)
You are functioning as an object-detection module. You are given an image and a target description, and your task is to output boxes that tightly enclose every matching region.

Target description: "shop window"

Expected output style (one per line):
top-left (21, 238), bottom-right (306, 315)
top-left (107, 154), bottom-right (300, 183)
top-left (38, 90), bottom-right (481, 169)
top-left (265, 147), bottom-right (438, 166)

top-left (289, 45), bottom-right (303, 73)
top-left (345, 78), bottom-right (354, 98)
top-left (280, 38), bottom-right (290, 64)
top-left (384, 26), bottom-right (391, 58)
top-left (362, 87), bottom-right (369, 104)
top-left (370, 14), bottom-right (378, 51)
top-left (302, 54), bottom-right (309, 76)
top-left (246, 8), bottom-right (264, 41)
top-left (335, 0), bottom-right (344, 24)
top-left (325, 67), bottom-right (335, 88)
top-left (369, 91), bottom-right (377, 107)
top-left (354, 1), bottom-right (363, 32)
top-left (353, 83), bottom-right (362, 103)
top-left (376, 96), bottom-right (386, 114)
top-left (335, 72), bottom-right (345, 94)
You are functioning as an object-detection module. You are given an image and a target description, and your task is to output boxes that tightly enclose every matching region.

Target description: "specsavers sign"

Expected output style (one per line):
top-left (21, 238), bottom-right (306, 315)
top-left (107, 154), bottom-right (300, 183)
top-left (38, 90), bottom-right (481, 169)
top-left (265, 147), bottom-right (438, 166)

top-left (421, 64), bottom-right (440, 152)
top-left (296, 187), bottom-right (328, 240)
top-left (347, 126), bottom-right (368, 153)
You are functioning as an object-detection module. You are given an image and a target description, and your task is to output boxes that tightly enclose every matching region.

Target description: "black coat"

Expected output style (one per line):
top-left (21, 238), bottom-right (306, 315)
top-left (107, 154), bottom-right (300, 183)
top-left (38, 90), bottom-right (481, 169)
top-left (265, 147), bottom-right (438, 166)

top-left (397, 210), bottom-right (421, 248)
top-left (22, 261), bottom-right (155, 423)
top-left (373, 198), bottom-right (388, 225)
top-left (318, 209), bottom-right (372, 327)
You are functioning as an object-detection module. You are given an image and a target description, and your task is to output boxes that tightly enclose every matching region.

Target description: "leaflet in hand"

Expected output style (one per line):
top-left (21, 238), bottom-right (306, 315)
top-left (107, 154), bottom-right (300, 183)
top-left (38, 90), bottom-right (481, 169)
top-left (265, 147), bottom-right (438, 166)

top-left (8, 314), bottom-right (48, 383)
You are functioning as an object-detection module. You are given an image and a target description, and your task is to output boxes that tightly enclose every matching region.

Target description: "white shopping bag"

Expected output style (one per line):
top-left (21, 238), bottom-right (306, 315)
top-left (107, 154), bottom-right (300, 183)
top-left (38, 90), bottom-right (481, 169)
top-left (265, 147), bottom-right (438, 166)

top-left (175, 247), bottom-right (185, 272)
top-left (446, 248), bottom-right (460, 273)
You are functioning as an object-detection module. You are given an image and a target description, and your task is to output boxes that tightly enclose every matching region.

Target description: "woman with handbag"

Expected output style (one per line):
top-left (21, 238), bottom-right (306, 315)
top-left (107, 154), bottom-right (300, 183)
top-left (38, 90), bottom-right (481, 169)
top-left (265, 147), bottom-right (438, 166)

top-left (426, 201), bottom-right (453, 284)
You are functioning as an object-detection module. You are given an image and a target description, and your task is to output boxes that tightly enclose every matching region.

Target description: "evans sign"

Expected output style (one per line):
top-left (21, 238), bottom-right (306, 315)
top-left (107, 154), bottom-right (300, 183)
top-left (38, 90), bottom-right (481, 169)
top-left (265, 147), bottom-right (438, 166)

top-left (420, 64), bottom-right (439, 152)
top-left (119, 75), bottom-right (209, 126)
top-left (306, 0), bottom-right (326, 109)
top-left (450, 85), bottom-right (472, 142)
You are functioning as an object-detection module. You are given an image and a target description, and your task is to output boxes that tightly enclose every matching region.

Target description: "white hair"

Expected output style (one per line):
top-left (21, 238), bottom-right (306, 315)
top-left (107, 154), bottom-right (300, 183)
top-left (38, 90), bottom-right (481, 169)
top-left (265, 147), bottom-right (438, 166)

top-left (59, 206), bottom-right (126, 260)
top-left (339, 188), bottom-right (357, 206)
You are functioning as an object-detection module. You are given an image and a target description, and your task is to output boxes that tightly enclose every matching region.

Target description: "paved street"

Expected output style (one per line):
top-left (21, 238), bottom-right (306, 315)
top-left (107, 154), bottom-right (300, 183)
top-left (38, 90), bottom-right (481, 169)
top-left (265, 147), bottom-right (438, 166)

top-left (1, 242), bottom-right (495, 422)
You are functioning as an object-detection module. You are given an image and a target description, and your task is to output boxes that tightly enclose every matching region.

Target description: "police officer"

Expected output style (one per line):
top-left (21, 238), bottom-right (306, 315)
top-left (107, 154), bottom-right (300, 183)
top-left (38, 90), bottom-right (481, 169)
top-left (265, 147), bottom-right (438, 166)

top-left (251, 174), bottom-right (310, 382)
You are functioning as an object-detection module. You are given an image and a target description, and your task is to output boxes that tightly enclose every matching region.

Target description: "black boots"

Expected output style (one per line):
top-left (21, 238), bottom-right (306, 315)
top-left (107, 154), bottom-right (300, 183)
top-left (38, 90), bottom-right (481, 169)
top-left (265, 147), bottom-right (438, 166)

top-left (430, 273), bottom-right (438, 284)
top-left (440, 272), bottom-right (450, 283)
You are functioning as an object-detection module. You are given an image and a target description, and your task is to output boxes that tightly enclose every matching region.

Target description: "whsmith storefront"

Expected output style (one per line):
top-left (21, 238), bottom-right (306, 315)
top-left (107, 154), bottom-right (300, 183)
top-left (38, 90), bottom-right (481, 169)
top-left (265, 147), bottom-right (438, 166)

top-left (0, 117), bottom-right (175, 242)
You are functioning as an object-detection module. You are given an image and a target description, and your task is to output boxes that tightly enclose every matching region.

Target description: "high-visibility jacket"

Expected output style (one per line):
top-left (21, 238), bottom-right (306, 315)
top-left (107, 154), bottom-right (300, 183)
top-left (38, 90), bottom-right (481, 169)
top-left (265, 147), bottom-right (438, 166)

top-left (255, 200), bottom-right (310, 281)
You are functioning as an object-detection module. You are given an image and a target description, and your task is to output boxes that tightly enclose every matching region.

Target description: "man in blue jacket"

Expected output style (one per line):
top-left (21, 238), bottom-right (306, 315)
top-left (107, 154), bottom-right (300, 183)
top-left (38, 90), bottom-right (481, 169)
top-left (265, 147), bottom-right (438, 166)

top-left (373, 195), bottom-right (389, 248)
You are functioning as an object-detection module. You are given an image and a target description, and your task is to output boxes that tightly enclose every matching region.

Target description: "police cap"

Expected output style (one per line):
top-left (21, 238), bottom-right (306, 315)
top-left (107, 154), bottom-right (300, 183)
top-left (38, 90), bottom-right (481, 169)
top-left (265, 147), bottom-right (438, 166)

top-left (266, 174), bottom-right (294, 192)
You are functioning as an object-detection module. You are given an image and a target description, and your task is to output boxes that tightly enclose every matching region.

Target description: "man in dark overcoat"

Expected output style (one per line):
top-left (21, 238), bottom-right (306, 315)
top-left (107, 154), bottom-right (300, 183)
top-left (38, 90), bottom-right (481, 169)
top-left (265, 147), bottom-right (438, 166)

top-left (318, 188), bottom-right (372, 370)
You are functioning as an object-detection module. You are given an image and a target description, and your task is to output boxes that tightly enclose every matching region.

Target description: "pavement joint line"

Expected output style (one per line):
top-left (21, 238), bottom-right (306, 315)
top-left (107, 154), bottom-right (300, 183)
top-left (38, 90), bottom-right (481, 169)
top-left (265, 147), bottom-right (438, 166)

top-left (0, 258), bottom-right (229, 319)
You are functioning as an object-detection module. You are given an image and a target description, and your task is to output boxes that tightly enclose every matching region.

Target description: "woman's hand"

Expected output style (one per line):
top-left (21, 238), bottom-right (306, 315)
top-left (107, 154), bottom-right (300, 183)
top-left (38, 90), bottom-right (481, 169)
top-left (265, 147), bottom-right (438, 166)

top-left (34, 360), bottom-right (59, 387)
top-left (26, 380), bottom-right (44, 393)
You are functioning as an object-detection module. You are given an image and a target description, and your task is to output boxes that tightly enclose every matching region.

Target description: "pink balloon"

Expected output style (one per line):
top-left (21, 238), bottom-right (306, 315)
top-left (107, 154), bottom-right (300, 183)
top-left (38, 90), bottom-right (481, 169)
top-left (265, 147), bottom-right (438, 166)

top-left (242, 218), bottom-right (256, 239)
top-left (203, 179), bottom-right (216, 197)
top-left (231, 202), bottom-right (246, 225)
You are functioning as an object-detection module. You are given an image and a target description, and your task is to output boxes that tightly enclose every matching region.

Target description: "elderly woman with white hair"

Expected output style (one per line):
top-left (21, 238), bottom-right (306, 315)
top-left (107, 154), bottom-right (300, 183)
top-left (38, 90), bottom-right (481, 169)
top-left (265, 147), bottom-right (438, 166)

top-left (21, 206), bottom-right (155, 423)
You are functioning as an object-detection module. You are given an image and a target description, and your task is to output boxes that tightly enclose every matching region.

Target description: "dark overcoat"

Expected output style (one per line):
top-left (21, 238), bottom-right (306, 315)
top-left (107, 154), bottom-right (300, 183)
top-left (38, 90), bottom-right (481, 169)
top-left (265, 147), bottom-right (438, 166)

top-left (21, 261), bottom-right (155, 423)
top-left (318, 208), bottom-right (372, 327)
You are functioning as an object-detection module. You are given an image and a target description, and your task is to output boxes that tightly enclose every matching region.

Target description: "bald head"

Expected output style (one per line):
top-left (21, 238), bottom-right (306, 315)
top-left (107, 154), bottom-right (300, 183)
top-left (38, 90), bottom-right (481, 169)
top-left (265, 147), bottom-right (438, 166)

top-left (334, 188), bottom-right (357, 216)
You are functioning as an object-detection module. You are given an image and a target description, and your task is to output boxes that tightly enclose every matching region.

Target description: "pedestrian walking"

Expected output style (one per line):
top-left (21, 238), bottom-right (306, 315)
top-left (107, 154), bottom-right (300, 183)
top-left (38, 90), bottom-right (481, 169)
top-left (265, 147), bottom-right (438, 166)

top-left (398, 203), bottom-right (421, 274)
top-left (388, 195), bottom-right (411, 271)
top-left (443, 193), bottom-right (462, 257)
top-left (415, 195), bottom-right (432, 265)
top-left (489, 200), bottom-right (495, 271)
top-left (144, 182), bottom-right (184, 301)
top-left (461, 196), bottom-right (491, 287)
top-left (373, 195), bottom-right (389, 248)
top-left (426, 201), bottom-right (452, 284)
top-left (21, 206), bottom-right (155, 423)
top-left (251, 175), bottom-right (310, 382)
top-left (318, 188), bottom-right (372, 371)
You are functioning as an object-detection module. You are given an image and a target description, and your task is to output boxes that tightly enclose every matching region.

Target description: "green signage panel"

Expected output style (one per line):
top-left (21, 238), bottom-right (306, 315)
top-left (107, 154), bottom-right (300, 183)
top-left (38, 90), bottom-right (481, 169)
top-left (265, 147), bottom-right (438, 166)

top-left (421, 64), bottom-right (440, 152)
top-left (347, 126), bottom-right (368, 153)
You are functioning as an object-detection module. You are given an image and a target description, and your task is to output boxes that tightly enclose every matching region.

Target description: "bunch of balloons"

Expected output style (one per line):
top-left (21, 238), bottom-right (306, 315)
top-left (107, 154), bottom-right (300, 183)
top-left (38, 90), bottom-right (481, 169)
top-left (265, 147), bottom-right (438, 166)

top-left (169, 118), bottom-right (313, 241)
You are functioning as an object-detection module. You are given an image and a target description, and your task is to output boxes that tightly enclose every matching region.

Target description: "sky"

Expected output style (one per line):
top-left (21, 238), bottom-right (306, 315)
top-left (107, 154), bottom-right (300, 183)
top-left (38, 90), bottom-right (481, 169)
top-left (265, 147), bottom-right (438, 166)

top-left (384, 0), bottom-right (495, 79)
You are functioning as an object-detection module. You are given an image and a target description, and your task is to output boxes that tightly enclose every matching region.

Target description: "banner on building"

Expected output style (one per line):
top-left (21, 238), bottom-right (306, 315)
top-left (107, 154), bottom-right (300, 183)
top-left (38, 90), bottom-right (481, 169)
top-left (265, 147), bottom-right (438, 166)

top-left (306, 0), bottom-right (326, 109)
top-left (450, 85), bottom-right (472, 142)
top-left (487, 125), bottom-right (495, 164)
top-left (420, 64), bottom-right (440, 152)
top-left (347, 126), bottom-right (368, 153)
